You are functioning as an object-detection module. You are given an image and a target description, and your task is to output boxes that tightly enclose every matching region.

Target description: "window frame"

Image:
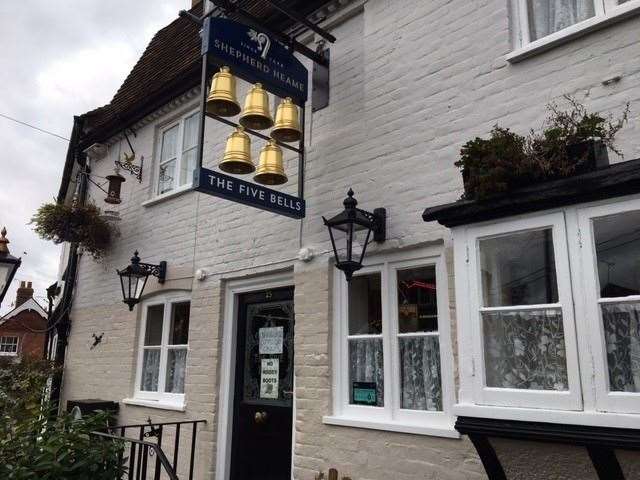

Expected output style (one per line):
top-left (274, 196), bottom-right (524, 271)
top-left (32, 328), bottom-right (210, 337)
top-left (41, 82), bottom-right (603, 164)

top-left (154, 109), bottom-right (199, 197)
top-left (325, 247), bottom-right (458, 437)
top-left (454, 195), bottom-right (640, 428)
top-left (577, 196), bottom-right (640, 414)
top-left (133, 293), bottom-right (191, 407)
top-left (466, 212), bottom-right (583, 410)
top-left (509, 0), bottom-right (640, 62)
top-left (0, 335), bottom-right (19, 356)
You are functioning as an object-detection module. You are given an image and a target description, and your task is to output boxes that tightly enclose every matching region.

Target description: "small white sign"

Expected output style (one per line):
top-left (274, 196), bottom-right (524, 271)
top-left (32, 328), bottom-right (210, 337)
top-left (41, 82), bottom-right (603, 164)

top-left (259, 326), bottom-right (284, 355)
top-left (260, 358), bottom-right (279, 399)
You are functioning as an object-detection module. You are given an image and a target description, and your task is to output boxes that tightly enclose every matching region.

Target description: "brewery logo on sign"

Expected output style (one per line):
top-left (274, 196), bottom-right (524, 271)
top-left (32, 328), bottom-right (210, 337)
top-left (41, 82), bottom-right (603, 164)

top-left (248, 29), bottom-right (271, 59)
top-left (203, 17), bottom-right (308, 102)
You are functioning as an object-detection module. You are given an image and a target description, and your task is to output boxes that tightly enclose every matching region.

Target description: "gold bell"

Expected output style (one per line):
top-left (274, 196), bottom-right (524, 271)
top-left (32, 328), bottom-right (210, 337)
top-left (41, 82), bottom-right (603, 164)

top-left (239, 83), bottom-right (273, 130)
top-left (219, 127), bottom-right (254, 175)
top-left (206, 66), bottom-right (241, 117)
top-left (254, 140), bottom-right (287, 185)
top-left (271, 97), bottom-right (301, 143)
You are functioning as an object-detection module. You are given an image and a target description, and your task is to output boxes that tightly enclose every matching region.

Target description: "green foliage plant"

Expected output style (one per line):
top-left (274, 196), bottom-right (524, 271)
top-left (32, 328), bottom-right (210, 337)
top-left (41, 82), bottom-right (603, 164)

top-left (31, 202), bottom-right (117, 259)
top-left (0, 358), bottom-right (127, 479)
top-left (456, 96), bottom-right (630, 200)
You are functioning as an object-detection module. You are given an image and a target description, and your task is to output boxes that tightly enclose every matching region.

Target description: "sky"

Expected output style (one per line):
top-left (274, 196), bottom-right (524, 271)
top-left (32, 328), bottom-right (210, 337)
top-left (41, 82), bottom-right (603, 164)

top-left (0, 0), bottom-right (188, 314)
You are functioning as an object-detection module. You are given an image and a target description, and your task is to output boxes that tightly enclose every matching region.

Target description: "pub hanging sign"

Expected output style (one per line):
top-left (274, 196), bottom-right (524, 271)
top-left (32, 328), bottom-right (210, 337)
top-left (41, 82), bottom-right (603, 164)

top-left (202, 17), bottom-right (308, 103)
top-left (194, 168), bottom-right (305, 219)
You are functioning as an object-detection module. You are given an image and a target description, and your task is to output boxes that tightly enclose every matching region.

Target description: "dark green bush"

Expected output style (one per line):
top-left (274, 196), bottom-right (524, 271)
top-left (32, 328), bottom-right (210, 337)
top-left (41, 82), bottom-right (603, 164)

top-left (0, 359), bottom-right (126, 479)
top-left (456, 96), bottom-right (630, 200)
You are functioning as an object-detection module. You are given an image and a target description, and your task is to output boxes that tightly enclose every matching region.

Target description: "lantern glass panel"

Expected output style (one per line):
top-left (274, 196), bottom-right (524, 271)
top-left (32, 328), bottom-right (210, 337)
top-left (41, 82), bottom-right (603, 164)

top-left (0, 263), bottom-right (11, 294)
top-left (329, 222), bottom-right (372, 265)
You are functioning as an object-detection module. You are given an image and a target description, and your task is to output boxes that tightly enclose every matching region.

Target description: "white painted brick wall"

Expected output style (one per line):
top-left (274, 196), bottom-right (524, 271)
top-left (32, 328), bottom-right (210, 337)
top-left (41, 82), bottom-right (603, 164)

top-left (61, 0), bottom-right (640, 478)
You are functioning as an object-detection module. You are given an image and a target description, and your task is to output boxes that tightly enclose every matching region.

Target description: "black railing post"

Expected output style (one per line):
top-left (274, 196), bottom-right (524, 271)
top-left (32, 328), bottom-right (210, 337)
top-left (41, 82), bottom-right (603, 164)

top-left (189, 422), bottom-right (198, 480)
top-left (128, 442), bottom-right (136, 480)
top-left (173, 423), bottom-right (181, 472)
top-left (154, 425), bottom-right (164, 480)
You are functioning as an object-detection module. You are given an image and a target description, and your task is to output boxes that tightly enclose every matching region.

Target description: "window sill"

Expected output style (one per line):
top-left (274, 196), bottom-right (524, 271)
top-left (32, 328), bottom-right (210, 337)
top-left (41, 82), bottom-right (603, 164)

top-left (142, 183), bottom-right (193, 207)
top-left (454, 403), bottom-right (640, 430)
top-left (507, 2), bottom-right (640, 63)
top-left (322, 415), bottom-right (460, 439)
top-left (122, 398), bottom-right (186, 412)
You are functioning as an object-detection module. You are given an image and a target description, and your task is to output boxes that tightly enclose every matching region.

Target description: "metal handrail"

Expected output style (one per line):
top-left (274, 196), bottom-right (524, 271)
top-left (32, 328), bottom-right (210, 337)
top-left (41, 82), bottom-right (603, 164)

top-left (90, 431), bottom-right (179, 480)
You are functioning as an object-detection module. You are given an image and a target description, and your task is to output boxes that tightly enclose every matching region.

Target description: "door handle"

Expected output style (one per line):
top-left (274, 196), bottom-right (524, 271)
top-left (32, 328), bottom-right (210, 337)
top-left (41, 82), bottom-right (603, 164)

top-left (254, 411), bottom-right (268, 424)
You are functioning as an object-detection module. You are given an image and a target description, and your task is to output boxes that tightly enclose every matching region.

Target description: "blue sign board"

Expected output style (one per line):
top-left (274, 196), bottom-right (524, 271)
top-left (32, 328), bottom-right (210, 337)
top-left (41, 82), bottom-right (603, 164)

top-left (194, 167), bottom-right (305, 219)
top-left (202, 17), bottom-right (308, 103)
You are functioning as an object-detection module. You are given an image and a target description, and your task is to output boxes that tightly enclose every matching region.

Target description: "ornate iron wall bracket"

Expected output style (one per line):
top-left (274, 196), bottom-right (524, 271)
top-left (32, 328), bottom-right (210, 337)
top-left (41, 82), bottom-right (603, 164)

top-left (115, 155), bottom-right (143, 183)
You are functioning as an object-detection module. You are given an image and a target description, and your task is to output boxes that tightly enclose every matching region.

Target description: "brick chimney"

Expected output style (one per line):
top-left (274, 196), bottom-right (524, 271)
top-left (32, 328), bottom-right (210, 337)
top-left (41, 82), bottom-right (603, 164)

top-left (15, 281), bottom-right (34, 307)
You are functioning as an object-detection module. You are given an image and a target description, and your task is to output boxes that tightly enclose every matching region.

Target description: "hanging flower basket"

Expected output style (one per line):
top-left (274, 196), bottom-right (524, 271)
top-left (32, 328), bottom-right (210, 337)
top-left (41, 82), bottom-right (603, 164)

top-left (31, 202), bottom-right (118, 259)
top-left (456, 96), bottom-right (629, 201)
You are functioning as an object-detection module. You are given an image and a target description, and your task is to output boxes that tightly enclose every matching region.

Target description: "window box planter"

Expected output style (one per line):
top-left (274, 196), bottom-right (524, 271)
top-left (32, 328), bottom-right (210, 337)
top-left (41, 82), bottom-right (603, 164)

top-left (567, 139), bottom-right (610, 174)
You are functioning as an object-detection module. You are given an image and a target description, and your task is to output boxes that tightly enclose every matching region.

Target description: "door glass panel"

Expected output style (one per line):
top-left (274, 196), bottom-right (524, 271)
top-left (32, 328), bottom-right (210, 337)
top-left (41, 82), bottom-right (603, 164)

top-left (243, 301), bottom-right (294, 405)
top-left (169, 302), bottom-right (190, 345)
top-left (593, 211), bottom-right (640, 298)
top-left (397, 266), bottom-right (438, 333)
top-left (144, 305), bottom-right (164, 346)
top-left (483, 308), bottom-right (568, 390)
top-left (348, 273), bottom-right (382, 335)
top-left (480, 228), bottom-right (558, 307)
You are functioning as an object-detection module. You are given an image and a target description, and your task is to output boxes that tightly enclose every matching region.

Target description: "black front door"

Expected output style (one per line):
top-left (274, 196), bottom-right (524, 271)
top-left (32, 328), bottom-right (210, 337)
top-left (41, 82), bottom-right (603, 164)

top-left (230, 287), bottom-right (295, 480)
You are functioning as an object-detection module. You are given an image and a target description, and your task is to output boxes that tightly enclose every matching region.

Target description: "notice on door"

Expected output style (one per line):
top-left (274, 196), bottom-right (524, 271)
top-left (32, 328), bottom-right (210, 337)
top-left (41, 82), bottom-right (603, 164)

top-left (260, 358), bottom-right (279, 399)
top-left (259, 326), bottom-right (284, 354)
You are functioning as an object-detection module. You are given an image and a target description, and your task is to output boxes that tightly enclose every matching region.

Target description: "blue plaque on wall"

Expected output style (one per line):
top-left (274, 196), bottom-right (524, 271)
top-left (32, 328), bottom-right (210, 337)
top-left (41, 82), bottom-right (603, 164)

top-left (202, 17), bottom-right (308, 103)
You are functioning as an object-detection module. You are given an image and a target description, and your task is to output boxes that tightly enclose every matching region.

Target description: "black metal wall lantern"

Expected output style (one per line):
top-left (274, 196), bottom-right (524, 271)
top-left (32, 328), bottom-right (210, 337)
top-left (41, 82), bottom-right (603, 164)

top-left (0, 227), bottom-right (21, 307)
top-left (323, 189), bottom-right (386, 281)
top-left (104, 170), bottom-right (126, 204)
top-left (117, 251), bottom-right (166, 311)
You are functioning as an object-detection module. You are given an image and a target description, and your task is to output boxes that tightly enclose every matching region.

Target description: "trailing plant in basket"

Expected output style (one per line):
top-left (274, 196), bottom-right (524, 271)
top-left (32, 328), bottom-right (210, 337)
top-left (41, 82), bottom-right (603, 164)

top-left (456, 96), bottom-right (630, 200)
top-left (31, 202), bottom-right (117, 259)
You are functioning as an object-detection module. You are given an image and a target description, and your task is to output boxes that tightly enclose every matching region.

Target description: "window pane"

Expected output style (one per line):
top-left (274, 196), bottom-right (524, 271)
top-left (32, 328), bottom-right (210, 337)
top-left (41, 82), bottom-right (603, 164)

top-left (398, 266), bottom-right (438, 333)
top-left (183, 114), bottom-right (199, 151)
top-left (180, 148), bottom-right (197, 186)
top-left (166, 348), bottom-right (187, 393)
top-left (593, 211), bottom-right (640, 298)
top-left (399, 336), bottom-right (442, 411)
top-left (161, 125), bottom-right (178, 162)
top-left (158, 159), bottom-right (176, 194)
top-left (169, 302), bottom-right (190, 345)
top-left (483, 308), bottom-right (568, 390)
top-left (480, 229), bottom-right (558, 307)
top-left (140, 349), bottom-right (161, 391)
top-left (348, 273), bottom-right (382, 335)
top-left (144, 305), bottom-right (164, 346)
top-left (527, 0), bottom-right (595, 41)
top-left (602, 302), bottom-right (640, 392)
top-left (0, 336), bottom-right (18, 353)
top-left (348, 337), bottom-right (384, 406)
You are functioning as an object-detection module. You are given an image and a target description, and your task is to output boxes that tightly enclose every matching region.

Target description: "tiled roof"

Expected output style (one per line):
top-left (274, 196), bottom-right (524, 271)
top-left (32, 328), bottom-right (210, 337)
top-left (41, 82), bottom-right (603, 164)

top-left (79, 0), bottom-right (333, 147)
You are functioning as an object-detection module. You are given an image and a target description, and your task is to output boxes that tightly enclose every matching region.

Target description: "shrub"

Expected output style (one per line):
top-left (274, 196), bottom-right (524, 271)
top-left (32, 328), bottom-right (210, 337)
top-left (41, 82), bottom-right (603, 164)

top-left (456, 96), bottom-right (630, 200)
top-left (0, 359), bottom-right (126, 479)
